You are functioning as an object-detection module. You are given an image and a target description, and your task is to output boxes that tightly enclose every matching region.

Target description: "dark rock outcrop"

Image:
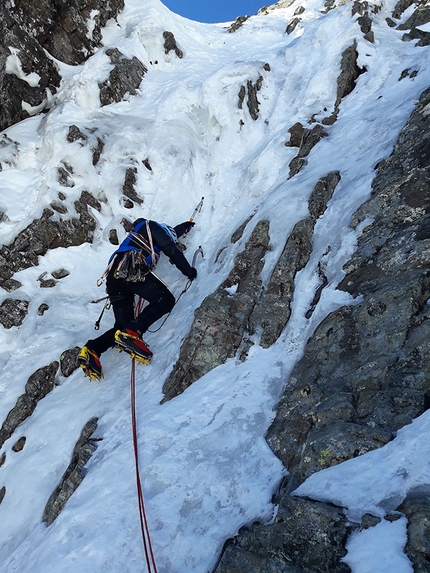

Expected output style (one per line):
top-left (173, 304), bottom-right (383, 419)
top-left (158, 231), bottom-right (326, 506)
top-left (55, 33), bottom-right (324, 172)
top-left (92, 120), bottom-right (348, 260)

top-left (215, 477), bottom-right (351, 573)
top-left (67, 125), bottom-right (105, 166)
top-left (3, 0), bottom-right (124, 66)
top-left (42, 417), bottom-right (100, 526)
top-left (0, 9), bottom-right (61, 132)
top-left (0, 198), bottom-right (97, 291)
top-left (163, 31), bottom-right (184, 58)
top-left (0, 298), bottom-right (29, 328)
top-left (60, 347), bottom-right (81, 378)
top-left (398, 497), bottom-right (430, 571)
top-left (335, 41), bottom-right (366, 105)
top-left (0, 362), bottom-right (59, 450)
top-left (286, 123), bottom-right (328, 177)
top-left (12, 436), bottom-right (26, 452)
top-left (162, 220), bottom-right (271, 402)
top-left (37, 303), bottom-right (49, 316)
top-left (99, 48), bottom-right (147, 107)
top-left (238, 75), bottom-right (264, 121)
top-left (0, 0), bottom-right (124, 131)
top-left (286, 17), bottom-right (301, 34)
top-left (322, 42), bottom-right (366, 126)
top-left (122, 166), bottom-right (143, 206)
top-left (228, 16), bottom-right (250, 33)
top-left (398, 2), bottom-right (430, 46)
top-left (250, 171), bottom-right (341, 347)
top-left (286, 41), bottom-right (365, 174)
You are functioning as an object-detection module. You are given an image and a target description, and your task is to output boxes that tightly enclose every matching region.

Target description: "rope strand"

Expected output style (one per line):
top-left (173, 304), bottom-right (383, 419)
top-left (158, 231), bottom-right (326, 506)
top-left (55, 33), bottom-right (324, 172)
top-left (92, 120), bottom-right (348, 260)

top-left (131, 296), bottom-right (157, 573)
top-left (130, 359), bottom-right (158, 573)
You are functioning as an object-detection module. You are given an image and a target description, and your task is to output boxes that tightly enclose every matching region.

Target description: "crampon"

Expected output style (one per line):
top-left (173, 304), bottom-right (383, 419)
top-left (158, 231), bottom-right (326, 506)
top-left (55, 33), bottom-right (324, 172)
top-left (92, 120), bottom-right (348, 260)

top-left (114, 328), bottom-right (153, 365)
top-left (78, 346), bottom-right (103, 380)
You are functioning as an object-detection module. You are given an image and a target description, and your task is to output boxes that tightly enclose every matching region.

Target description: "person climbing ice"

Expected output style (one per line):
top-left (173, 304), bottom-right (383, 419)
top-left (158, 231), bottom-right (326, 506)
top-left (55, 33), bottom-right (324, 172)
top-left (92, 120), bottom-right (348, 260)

top-left (78, 217), bottom-right (197, 380)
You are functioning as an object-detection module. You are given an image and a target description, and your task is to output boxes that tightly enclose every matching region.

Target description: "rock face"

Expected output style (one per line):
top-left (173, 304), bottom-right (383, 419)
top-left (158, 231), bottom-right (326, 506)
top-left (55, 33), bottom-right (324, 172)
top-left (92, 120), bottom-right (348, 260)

top-left (3, 0), bottom-right (125, 66)
top-left (99, 48), bottom-right (147, 107)
top-left (1, 0), bottom-right (430, 567)
top-left (0, 0), bottom-right (125, 132)
top-left (398, 497), bottom-right (430, 572)
top-left (162, 172), bottom-right (341, 402)
top-left (0, 362), bottom-right (59, 450)
top-left (60, 347), bottom-right (82, 378)
top-left (162, 219), bottom-right (271, 402)
top-left (42, 417), bottom-right (100, 526)
top-left (0, 202), bottom-right (97, 292)
top-left (215, 478), bottom-right (351, 573)
top-left (0, 298), bottom-right (29, 328)
top-left (213, 85), bottom-right (430, 573)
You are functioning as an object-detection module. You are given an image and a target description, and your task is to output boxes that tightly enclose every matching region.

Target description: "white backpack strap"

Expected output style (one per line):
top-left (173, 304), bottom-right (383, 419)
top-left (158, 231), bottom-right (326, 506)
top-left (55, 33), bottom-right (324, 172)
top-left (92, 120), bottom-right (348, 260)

top-left (97, 254), bottom-right (117, 286)
top-left (146, 219), bottom-right (156, 266)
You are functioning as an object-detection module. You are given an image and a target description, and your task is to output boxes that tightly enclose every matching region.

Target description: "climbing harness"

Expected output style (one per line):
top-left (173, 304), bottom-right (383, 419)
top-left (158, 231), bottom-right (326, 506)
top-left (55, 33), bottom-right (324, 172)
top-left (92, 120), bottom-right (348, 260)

top-left (97, 221), bottom-right (159, 287)
top-left (91, 246), bottom-right (204, 332)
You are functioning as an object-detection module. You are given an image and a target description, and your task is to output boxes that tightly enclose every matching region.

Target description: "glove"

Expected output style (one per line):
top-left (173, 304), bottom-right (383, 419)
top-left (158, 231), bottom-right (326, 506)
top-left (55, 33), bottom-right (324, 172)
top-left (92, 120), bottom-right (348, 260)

top-left (188, 267), bottom-right (197, 281)
top-left (185, 221), bottom-right (195, 233)
top-left (174, 221), bottom-right (195, 238)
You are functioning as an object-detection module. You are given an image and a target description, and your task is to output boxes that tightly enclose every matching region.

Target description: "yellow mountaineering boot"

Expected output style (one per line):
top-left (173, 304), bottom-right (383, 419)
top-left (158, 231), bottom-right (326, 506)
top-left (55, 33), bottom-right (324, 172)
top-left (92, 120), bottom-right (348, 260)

top-left (114, 329), bottom-right (153, 365)
top-left (78, 346), bottom-right (103, 380)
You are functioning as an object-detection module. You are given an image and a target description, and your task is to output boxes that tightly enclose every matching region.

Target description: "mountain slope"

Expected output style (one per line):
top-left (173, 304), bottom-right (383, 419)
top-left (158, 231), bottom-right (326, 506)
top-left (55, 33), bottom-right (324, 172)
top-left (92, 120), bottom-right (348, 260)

top-left (0, 0), bottom-right (429, 571)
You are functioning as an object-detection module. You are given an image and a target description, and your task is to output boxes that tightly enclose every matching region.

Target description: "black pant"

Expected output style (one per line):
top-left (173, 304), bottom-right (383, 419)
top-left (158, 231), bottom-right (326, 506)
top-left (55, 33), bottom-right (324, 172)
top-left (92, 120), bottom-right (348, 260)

top-left (87, 271), bottom-right (175, 355)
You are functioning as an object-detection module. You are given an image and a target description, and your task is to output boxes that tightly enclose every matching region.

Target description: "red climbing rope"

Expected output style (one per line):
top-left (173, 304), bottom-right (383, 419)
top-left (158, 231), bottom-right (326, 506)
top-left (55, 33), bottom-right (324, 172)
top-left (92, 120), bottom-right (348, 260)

top-left (131, 296), bottom-right (158, 573)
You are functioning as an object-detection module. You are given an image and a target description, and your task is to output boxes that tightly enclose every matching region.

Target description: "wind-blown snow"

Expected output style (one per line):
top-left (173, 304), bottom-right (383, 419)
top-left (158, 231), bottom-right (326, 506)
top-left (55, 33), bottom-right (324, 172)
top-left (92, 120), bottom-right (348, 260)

top-left (0, 0), bottom-right (429, 571)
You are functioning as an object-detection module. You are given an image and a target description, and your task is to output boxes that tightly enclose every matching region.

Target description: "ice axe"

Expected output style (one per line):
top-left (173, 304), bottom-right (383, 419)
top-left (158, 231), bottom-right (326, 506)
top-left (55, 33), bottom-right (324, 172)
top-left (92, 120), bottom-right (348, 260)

top-left (190, 199), bottom-right (204, 269)
top-left (192, 245), bottom-right (204, 267)
top-left (190, 197), bottom-right (204, 223)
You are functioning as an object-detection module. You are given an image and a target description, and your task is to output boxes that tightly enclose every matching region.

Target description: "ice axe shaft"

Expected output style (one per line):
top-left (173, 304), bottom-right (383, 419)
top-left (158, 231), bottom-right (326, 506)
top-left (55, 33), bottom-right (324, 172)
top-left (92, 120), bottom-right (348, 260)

top-left (190, 197), bottom-right (204, 222)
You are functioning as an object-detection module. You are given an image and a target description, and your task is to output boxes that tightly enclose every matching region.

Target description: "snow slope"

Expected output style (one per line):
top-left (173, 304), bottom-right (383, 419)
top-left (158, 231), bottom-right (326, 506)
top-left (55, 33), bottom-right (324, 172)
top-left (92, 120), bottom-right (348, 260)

top-left (0, 0), bottom-right (429, 571)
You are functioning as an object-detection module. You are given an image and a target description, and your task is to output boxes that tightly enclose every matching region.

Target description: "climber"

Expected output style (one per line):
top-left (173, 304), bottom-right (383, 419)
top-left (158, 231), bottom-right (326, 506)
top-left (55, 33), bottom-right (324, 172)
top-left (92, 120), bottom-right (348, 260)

top-left (78, 218), bottom-right (197, 380)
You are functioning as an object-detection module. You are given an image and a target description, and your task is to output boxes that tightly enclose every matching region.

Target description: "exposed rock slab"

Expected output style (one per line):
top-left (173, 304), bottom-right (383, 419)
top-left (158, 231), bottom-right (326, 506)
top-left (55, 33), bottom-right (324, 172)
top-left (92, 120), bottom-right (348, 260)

top-left (398, 497), bottom-right (430, 572)
top-left (0, 197), bottom-right (97, 291)
top-left (42, 417), bottom-right (100, 526)
top-left (0, 362), bottom-right (59, 450)
top-left (251, 172), bottom-right (340, 347)
top-left (99, 48), bottom-right (147, 107)
top-left (0, 0), bottom-right (125, 131)
top-left (214, 86), bottom-right (430, 573)
top-left (163, 172), bottom-right (340, 402)
top-left (214, 477), bottom-right (351, 573)
top-left (162, 220), bottom-right (271, 402)
top-left (0, 298), bottom-right (29, 328)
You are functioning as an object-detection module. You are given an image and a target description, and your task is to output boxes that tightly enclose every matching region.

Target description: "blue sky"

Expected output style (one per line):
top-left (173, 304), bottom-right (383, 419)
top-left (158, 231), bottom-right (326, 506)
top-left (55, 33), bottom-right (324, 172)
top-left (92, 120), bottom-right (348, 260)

top-left (161, 0), bottom-right (266, 23)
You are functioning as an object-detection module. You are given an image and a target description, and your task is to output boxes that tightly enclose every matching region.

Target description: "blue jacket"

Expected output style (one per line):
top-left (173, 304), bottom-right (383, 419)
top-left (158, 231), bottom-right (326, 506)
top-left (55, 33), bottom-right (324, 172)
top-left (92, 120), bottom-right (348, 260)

top-left (111, 219), bottom-right (195, 279)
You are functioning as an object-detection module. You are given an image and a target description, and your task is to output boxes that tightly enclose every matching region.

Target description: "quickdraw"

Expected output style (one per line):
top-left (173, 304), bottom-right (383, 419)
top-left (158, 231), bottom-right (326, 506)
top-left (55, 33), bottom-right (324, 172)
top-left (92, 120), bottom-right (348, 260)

top-left (91, 297), bottom-right (111, 331)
